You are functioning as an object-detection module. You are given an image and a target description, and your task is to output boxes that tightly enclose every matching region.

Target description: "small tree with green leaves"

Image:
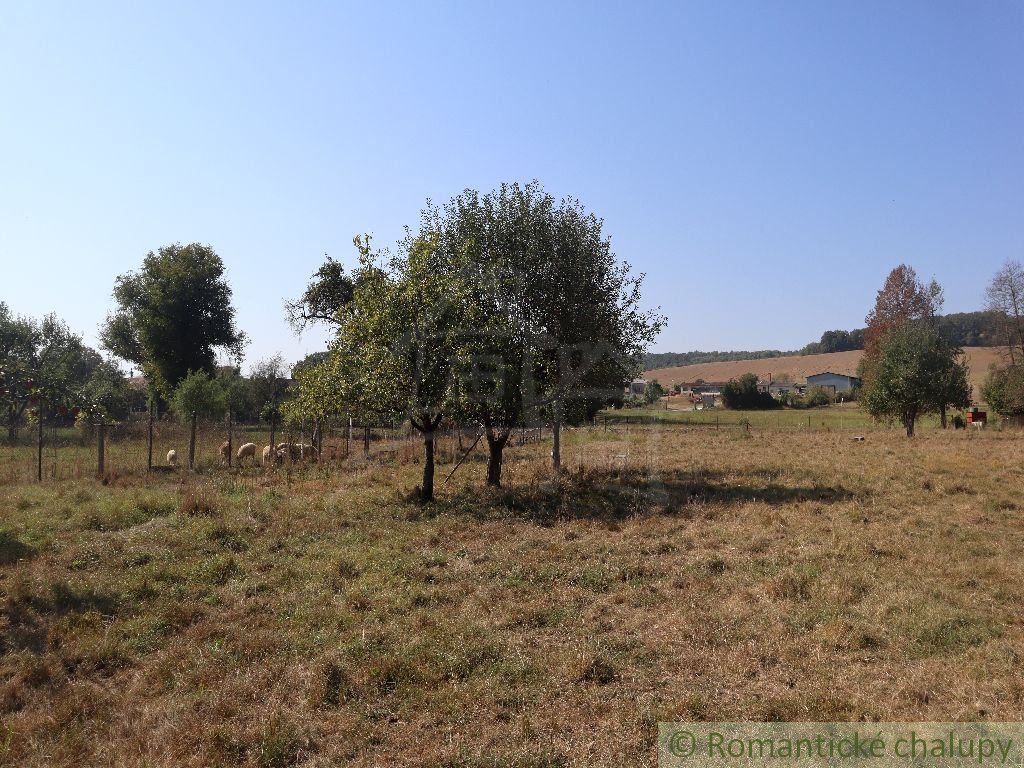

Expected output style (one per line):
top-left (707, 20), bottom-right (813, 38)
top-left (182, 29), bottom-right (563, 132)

top-left (643, 379), bottom-right (666, 405)
top-left (981, 365), bottom-right (1024, 420)
top-left (171, 370), bottom-right (226, 468)
top-left (861, 323), bottom-right (970, 437)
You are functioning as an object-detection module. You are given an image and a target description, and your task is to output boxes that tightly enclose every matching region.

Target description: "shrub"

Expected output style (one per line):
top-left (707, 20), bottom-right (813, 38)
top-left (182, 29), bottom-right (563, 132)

top-left (721, 373), bottom-right (777, 410)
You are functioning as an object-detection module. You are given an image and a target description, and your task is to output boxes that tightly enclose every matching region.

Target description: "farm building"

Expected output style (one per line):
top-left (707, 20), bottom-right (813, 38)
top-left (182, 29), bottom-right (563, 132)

top-left (768, 380), bottom-right (804, 396)
top-left (806, 371), bottom-right (861, 393)
top-left (625, 379), bottom-right (647, 396)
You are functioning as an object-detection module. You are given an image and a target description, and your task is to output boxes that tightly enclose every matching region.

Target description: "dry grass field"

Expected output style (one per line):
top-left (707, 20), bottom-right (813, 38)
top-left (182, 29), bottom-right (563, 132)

top-left (2, 423), bottom-right (1024, 766)
top-left (644, 346), bottom-right (1004, 397)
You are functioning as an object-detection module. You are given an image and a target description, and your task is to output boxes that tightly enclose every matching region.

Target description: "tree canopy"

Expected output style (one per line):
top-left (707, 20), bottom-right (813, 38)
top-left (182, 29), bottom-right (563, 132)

top-left (100, 243), bottom-right (247, 401)
top-left (861, 323), bottom-right (970, 436)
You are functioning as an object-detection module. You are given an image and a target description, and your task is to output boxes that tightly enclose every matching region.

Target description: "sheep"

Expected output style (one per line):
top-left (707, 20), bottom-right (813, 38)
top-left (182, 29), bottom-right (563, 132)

top-left (236, 442), bottom-right (257, 464)
top-left (262, 445), bottom-right (281, 466)
top-left (167, 449), bottom-right (178, 467)
top-left (219, 441), bottom-right (231, 464)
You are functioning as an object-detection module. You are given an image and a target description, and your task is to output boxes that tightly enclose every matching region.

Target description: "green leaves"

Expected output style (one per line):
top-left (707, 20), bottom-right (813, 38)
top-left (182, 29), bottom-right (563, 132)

top-left (100, 243), bottom-right (247, 400)
top-left (171, 370), bottom-right (226, 421)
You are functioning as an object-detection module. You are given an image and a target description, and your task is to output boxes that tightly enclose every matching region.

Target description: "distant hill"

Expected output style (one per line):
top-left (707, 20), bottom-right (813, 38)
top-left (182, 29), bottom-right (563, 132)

top-left (643, 347), bottom-right (1003, 398)
top-left (643, 310), bottom-right (1004, 370)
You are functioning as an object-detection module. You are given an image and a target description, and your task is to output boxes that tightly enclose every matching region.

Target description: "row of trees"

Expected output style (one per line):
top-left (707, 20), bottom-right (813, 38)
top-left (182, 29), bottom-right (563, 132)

top-left (0, 303), bottom-right (138, 439)
top-left (284, 182), bottom-right (664, 500)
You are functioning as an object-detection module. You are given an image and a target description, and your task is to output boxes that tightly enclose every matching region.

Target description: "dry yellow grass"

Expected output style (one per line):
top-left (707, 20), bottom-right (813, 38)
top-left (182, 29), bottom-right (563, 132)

top-left (644, 346), bottom-right (1004, 397)
top-left (1, 425), bottom-right (1023, 766)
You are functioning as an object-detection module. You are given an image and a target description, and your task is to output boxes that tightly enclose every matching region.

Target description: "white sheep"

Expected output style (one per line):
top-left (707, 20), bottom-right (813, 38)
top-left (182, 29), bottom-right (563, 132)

top-left (262, 445), bottom-right (277, 466)
top-left (167, 449), bottom-right (178, 467)
top-left (219, 440), bottom-right (231, 464)
top-left (237, 442), bottom-right (257, 464)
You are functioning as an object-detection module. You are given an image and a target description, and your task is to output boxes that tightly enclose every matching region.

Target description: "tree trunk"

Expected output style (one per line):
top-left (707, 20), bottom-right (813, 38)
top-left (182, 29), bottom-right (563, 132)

top-left (227, 409), bottom-right (233, 467)
top-left (422, 432), bottom-right (435, 502)
top-left (552, 400), bottom-right (562, 471)
top-left (188, 412), bottom-right (197, 469)
top-left (485, 430), bottom-right (508, 487)
top-left (904, 409), bottom-right (916, 437)
top-left (940, 404), bottom-right (947, 429)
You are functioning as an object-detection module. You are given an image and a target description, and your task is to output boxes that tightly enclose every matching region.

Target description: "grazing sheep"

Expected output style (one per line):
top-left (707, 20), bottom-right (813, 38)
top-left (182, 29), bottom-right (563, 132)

top-left (219, 441), bottom-right (231, 464)
top-left (236, 442), bottom-right (257, 464)
top-left (167, 449), bottom-right (178, 467)
top-left (262, 445), bottom-right (279, 466)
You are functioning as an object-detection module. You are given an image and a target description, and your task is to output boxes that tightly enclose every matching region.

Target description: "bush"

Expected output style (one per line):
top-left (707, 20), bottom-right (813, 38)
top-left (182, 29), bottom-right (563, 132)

top-left (981, 364), bottom-right (1024, 417)
top-left (721, 373), bottom-right (777, 410)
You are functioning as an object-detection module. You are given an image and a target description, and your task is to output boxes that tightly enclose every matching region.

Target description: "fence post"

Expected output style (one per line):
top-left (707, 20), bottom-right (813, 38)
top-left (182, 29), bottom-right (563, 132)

top-left (97, 422), bottom-right (106, 478)
top-left (147, 401), bottom-right (154, 471)
top-left (347, 416), bottom-right (352, 458)
top-left (37, 401), bottom-right (43, 482)
top-left (188, 412), bottom-right (197, 470)
top-left (363, 425), bottom-right (370, 458)
top-left (227, 409), bottom-right (233, 468)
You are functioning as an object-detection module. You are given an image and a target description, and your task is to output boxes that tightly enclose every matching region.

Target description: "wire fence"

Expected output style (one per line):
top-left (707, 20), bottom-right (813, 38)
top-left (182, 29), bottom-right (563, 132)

top-left (0, 412), bottom-right (559, 486)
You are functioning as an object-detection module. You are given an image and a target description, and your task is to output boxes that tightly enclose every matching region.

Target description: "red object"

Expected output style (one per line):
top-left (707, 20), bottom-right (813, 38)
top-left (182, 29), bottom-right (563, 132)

top-left (966, 411), bottom-right (987, 424)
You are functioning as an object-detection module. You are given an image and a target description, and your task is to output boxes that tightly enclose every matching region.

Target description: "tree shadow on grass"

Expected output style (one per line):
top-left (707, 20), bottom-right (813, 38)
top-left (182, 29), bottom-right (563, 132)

top-left (0, 529), bottom-right (35, 565)
top-left (433, 466), bottom-right (857, 524)
top-left (3, 582), bottom-right (120, 654)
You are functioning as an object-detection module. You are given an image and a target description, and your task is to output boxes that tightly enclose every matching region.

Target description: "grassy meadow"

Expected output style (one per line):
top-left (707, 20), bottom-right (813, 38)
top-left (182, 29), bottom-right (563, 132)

top-left (2, 419), bottom-right (1024, 766)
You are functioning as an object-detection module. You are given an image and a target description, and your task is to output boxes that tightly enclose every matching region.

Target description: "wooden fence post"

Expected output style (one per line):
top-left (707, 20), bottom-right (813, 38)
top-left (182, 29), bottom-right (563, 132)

top-left (36, 401), bottom-right (43, 482)
top-left (188, 412), bottom-right (197, 470)
top-left (97, 422), bottom-right (106, 478)
top-left (147, 401), bottom-right (154, 471)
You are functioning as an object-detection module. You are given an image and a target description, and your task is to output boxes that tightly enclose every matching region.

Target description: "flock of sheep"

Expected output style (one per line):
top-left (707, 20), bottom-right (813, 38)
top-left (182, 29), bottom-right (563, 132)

top-left (165, 440), bottom-right (317, 468)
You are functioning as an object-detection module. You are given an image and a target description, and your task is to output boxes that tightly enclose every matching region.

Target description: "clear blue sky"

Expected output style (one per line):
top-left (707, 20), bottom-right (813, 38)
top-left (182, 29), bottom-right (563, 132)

top-left (2, 1), bottom-right (1022, 371)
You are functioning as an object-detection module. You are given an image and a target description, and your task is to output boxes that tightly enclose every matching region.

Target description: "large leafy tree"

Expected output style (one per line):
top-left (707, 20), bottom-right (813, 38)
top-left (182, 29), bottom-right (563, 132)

top-left (100, 243), bottom-right (247, 402)
top-left (861, 323), bottom-right (970, 437)
top-left (859, 265), bottom-right (943, 389)
top-left (424, 181), bottom-right (662, 485)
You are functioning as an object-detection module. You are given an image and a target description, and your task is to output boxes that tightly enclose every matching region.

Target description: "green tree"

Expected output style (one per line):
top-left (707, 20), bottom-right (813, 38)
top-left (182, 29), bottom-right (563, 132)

top-left (643, 379), bottom-right (666, 405)
top-left (285, 256), bottom-right (356, 332)
top-left (292, 234), bottom-right (460, 501)
top-left (250, 354), bottom-right (289, 453)
top-left (721, 373), bottom-right (777, 410)
top-left (171, 370), bottom-right (226, 469)
top-left (426, 181), bottom-right (662, 485)
top-left (861, 323), bottom-right (970, 437)
top-left (1, 305), bottom-right (113, 439)
top-left (981, 365), bottom-right (1024, 418)
top-left (100, 243), bottom-right (247, 403)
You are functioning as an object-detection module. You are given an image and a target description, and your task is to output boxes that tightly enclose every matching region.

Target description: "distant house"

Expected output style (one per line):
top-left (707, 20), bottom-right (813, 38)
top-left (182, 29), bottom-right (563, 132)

top-left (625, 379), bottom-right (647, 396)
top-left (769, 381), bottom-right (804, 396)
top-left (806, 372), bottom-right (861, 393)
